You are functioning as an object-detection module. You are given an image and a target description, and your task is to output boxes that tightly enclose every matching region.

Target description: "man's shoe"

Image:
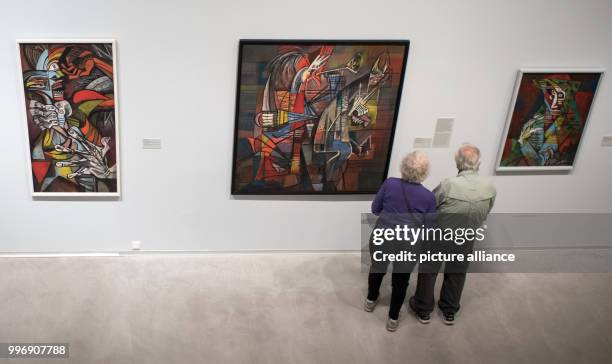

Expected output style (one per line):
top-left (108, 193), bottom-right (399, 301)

top-left (386, 318), bottom-right (399, 332)
top-left (364, 298), bottom-right (378, 312)
top-left (441, 311), bottom-right (455, 325)
top-left (408, 297), bottom-right (431, 324)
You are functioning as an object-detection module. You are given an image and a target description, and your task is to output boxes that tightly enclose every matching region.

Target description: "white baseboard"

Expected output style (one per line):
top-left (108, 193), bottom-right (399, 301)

top-left (0, 250), bottom-right (361, 258)
top-left (0, 252), bottom-right (121, 258)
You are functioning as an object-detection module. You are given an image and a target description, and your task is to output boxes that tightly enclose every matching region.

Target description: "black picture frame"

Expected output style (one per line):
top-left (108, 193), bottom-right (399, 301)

top-left (231, 39), bottom-right (410, 195)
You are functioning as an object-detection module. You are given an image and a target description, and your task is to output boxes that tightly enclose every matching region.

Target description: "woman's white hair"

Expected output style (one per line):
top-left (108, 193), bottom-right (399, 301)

top-left (455, 143), bottom-right (481, 171)
top-left (400, 151), bottom-right (430, 183)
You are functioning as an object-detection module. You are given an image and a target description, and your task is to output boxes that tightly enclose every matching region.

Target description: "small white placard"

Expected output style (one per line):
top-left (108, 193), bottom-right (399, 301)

top-left (432, 132), bottom-right (452, 148)
top-left (435, 118), bottom-right (454, 133)
top-left (432, 118), bottom-right (454, 148)
top-left (143, 138), bottom-right (162, 149)
top-left (413, 137), bottom-right (432, 148)
top-left (601, 136), bottom-right (612, 147)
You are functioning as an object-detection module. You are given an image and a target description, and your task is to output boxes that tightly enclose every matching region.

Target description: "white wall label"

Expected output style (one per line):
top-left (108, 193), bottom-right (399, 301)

top-left (432, 118), bottom-right (454, 148)
top-left (413, 137), bottom-right (433, 148)
top-left (435, 118), bottom-right (455, 133)
top-left (143, 138), bottom-right (162, 149)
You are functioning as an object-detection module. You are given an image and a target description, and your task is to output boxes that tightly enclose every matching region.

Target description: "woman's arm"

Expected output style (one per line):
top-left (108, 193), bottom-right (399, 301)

top-left (371, 180), bottom-right (387, 215)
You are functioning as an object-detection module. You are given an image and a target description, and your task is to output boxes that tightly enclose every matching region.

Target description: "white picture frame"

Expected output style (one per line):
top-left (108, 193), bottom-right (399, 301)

top-left (16, 39), bottom-right (121, 197)
top-left (495, 68), bottom-right (604, 172)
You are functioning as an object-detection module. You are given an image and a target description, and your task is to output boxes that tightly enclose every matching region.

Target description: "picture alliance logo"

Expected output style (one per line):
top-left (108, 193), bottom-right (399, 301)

top-left (371, 249), bottom-right (516, 263)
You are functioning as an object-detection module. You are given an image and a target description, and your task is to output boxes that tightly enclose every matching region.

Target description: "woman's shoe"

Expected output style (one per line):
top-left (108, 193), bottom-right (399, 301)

top-left (364, 298), bottom-right (378, 312)
top-left (386, 318), bottom-right (399, 332)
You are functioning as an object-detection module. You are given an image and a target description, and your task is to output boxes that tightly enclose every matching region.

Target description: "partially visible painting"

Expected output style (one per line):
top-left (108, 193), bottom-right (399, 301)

top-left (231, 40), bottom-right (409, 194)
top-left (497, 69), bottom-right (603, 171)
top-left (18, 40), bottom-right (120, 196)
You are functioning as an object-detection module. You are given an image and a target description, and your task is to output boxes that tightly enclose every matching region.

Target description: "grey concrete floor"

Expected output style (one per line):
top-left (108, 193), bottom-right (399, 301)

top-left (1, 253), bottom-right (611, 364)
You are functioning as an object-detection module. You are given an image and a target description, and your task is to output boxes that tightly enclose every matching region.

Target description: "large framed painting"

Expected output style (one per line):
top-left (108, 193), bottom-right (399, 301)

top-left (231, 40), bottom-right (410, 194)
top-left (496, 69), bottom-right (604, 172)
top-left (17, 39), bottom-right (120, 196)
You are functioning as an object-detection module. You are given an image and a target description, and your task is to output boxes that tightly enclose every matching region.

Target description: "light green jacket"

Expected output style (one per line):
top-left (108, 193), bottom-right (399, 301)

top-left (433, 170), bottom-right (496, 228)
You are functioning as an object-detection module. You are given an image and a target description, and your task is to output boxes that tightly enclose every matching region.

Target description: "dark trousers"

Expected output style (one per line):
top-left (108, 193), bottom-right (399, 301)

top-left (367, 240), bottom-right (416, 320)
top-left (413, 241), bottom-right (473, 315)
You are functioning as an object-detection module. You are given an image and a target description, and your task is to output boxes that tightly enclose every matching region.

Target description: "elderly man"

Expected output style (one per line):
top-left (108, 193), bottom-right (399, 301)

top-left (409, 144), bottom-right (496, 325)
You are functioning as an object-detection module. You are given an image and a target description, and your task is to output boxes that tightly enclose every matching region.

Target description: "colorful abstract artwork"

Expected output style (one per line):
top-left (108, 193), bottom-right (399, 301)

top-left (231, 40), bottom-right (409, 194)
top-left (18, 40), bottom-right (120, 195)
top-left (497, 70), bottom-right (603, 171)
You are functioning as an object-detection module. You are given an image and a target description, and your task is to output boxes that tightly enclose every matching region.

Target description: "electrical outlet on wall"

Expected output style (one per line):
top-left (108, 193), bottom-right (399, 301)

top-left (131, 241), bottom-right (142, 250)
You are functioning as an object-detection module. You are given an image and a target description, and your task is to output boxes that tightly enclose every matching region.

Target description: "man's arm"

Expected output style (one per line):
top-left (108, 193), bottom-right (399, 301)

top-left (488, 191), bottom-right (497, 214)
top-left (432, 181), bottom-right (447, 208)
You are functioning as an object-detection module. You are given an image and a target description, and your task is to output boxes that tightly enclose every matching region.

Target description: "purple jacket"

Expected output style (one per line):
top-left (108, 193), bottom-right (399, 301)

top-left (372, 177), bottom-right (437, 216)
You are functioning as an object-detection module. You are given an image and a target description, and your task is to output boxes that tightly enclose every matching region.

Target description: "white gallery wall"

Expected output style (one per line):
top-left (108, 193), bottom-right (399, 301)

top-left (0, 0), bottom-right (611, 252)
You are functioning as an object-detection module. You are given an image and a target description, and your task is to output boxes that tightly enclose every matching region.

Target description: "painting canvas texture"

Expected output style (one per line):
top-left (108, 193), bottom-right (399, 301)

top-left (499, 71), bottom-right (601, 169)
top-left (232, 41), bottom-right (409, 194)
top-left (19, 42), bottom-right (119, 194)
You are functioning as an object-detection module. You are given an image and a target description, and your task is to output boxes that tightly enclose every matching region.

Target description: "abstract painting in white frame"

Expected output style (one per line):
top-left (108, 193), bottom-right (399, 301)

top-left (496, 68), bottom-right (604, 172)
top-left (17, 39), bottom-right (121, 197)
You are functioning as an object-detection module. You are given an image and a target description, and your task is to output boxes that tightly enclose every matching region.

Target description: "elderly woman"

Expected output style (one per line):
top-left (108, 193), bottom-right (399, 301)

top-left (364, 151), bottom-right (436, 332)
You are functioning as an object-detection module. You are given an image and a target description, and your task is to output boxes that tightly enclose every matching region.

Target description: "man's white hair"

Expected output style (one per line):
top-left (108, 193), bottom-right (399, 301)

top-left (400, 151), bottom-right (430, 183)
top-left (455, 143), bottom-right (481, 171)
